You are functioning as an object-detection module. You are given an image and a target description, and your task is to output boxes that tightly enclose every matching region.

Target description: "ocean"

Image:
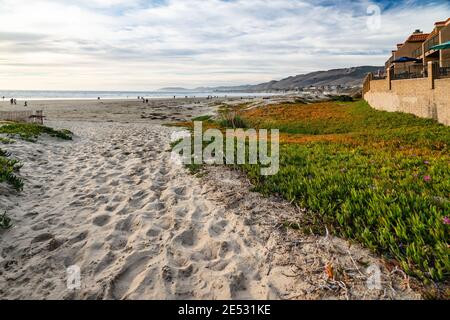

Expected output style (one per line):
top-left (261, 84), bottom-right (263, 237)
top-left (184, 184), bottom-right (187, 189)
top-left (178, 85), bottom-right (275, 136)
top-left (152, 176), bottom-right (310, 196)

top-left (0, 90), bottom-right (279, 101)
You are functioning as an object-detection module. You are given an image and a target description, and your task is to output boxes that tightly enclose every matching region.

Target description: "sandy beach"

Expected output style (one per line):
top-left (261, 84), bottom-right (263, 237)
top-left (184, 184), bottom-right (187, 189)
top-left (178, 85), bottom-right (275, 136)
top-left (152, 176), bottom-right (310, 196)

top-left (0, 98), bottom-right (421, 300)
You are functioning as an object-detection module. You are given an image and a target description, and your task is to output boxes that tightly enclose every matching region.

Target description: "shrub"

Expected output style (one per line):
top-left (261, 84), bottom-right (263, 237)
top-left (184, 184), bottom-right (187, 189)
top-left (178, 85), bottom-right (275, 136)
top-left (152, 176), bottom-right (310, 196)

top-left (0, 211), bottom-right (12, 230)
top-left (0, 148), bottom-right (23, 191)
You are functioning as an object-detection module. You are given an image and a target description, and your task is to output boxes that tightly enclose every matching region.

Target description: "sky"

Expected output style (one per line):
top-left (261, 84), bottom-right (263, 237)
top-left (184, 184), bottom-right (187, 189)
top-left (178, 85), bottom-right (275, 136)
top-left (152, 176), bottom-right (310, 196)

top-left (0, 0), bottom-right (449, 90)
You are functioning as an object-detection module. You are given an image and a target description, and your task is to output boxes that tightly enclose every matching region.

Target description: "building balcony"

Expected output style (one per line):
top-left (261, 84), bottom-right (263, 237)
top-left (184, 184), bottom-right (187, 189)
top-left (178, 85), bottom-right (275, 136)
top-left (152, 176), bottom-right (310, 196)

top-left (412, 47), bottom-right (423, 59)
top-left (424, 34), bottom-right (439, 55)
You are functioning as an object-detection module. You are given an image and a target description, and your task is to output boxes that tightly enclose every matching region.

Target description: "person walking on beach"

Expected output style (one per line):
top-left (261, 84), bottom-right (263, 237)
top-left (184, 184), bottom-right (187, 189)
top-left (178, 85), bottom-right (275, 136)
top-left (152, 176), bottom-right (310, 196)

top-left (24, 101), bottom-right (28, 107)
top-left (14, 99), bottom-right (17, 105)
top-left (2, 96), bottom-right (4, 100)
top-left (10, 98), bottom-right (13, 105)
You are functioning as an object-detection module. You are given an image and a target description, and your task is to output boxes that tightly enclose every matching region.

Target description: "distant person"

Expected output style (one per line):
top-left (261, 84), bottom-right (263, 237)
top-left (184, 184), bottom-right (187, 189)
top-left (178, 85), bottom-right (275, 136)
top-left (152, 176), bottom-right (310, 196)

top-left (24, 101), bottom-right (28, 107)
top-left (173, 96), bottom-right (176, 99)
top-left (10, 98), bottom-right (13, 105)
top-left (2, 96), bottom-right (4, 100)
top-left (146, 99), bottom-right (149, 104)
top-left (13, 99), bottom-right (17, 105)
top-left (138, 96), bottom-right (140, 100)
top-left (98, 97), bottom-right (101, 100)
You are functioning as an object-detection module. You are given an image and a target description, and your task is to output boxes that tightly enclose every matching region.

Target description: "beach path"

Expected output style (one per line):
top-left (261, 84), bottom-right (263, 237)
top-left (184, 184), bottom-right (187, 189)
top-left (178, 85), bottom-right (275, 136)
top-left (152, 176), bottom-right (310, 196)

top-left (0, 121), bottom-right (295, 299)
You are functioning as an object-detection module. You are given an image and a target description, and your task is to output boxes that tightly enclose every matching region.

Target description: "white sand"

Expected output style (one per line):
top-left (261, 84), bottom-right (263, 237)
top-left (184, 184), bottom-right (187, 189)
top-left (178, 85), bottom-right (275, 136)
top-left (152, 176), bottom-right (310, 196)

top-left (0, 99), bottom-right (421, 299)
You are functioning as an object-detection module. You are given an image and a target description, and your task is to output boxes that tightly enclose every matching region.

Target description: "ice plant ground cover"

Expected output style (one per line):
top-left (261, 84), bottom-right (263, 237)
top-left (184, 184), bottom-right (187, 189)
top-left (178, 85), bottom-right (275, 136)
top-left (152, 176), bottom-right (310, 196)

top-left (186, 100), bottom-right (449, 284)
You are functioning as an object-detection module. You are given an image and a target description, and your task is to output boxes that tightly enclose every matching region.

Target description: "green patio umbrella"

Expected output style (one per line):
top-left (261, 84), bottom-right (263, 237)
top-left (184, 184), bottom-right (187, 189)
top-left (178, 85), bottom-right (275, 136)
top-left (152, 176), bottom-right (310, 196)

top-left (430, 41), bottom-right (450, 50)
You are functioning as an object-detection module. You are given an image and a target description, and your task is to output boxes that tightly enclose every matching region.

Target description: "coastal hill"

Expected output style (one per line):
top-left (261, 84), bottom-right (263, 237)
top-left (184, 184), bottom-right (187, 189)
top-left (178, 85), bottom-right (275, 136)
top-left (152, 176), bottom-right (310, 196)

top-left (164, 66), bottom-right (384, 92)
top-left (239, 66), bottom-right (384, 91)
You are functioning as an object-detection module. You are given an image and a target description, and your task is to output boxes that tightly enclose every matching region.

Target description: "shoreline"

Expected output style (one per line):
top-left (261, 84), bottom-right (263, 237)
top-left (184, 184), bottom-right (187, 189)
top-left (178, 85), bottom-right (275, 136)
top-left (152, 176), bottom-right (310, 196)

top-left (0, 93), bottom-right (284, 102)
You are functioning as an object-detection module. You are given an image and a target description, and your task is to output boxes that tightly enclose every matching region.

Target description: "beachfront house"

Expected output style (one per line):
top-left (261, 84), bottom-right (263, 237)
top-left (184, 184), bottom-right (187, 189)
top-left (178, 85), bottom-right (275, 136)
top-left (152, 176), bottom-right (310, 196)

top-left (385, 30), bottom-right (429, 78)
top-left (385, 18), bottom-right (450, 79)
top-left (363, 17), bottom-right (450, 126)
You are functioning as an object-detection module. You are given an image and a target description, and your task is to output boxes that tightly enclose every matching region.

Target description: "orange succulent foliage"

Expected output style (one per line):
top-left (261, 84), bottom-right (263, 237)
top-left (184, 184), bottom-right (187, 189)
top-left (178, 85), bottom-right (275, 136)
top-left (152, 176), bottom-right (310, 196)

top-left (242, 102), bottom-right (354, 123)
top-left (279, 133), bottom-right (354, 144)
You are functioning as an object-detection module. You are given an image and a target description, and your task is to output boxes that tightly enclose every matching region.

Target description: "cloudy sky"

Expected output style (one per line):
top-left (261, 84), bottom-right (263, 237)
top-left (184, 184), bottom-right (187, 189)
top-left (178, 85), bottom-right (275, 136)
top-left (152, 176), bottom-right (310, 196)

top-left (0, 0), bottom-right (449, 90)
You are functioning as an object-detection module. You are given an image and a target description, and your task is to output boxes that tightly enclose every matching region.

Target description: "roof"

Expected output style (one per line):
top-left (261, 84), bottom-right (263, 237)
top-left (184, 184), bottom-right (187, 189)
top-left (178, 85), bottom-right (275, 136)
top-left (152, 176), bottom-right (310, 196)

top-left (407, 33), bottom-right (430, 42)
top-left (435, 18), bottom-right (450, 26)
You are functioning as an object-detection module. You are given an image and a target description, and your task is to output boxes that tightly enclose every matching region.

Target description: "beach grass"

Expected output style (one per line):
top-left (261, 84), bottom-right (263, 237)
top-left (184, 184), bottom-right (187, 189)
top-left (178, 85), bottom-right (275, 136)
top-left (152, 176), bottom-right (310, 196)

top-left (0, 137), bottom-right (14, 144)
top-left (0, 147), bottom-right (23, 191)
top-left (0, 211), bottom-right (13, 230)
top-left (234, 100), bottom-right (449, 283)
top-left (0, 123), bottom-right (72, 142)
top-left (192, 115), bottom-right (213, 122)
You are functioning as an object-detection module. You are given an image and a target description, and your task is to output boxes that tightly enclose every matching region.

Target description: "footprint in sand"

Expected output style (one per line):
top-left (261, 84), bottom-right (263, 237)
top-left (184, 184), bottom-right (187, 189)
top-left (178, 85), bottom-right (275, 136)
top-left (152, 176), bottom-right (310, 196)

top-left (175, 229), bottom-right (197, 247)
top-left (92, 215), bottom-right (111, 227)
top-left (146, 227), bottom-right (161, 238)
top-left (208, 220), bottom-right (228, 237)
top-left (68, 231), bottom-right (89, 245)
top-left (31, 232), bottom-right (54, 243)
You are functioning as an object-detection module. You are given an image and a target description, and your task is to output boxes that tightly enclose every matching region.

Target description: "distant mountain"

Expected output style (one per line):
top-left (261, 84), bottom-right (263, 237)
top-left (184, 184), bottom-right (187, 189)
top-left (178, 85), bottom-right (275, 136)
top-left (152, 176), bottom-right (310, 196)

top-left (158, 87), bottom-right (191, 92)
top-left (197, 66), bottom-right (384, 92)
top-left (250, 66), bottom-right (384, 91)
top-left (158, 66), bottom-right (384, 93)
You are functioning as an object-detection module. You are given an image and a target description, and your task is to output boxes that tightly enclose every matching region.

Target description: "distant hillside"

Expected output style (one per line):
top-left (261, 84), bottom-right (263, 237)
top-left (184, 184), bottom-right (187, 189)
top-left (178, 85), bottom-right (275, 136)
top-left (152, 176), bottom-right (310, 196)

top-left (202, 66), bottom-right (384, 92)
top-left (158, 87), bottom-right (191, 92)
top-left (157, 66), bottom-right (384, 93)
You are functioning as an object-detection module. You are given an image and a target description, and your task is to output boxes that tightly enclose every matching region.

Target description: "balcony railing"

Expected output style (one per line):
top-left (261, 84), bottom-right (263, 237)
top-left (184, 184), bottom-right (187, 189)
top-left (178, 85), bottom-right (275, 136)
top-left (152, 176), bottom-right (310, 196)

top-left (393, 71), bottom-right (425, 80)
top-left (392, 63), bottom-right (427, 80)
top-left (412, 47), bottom-right (423, 58)
top-left (439, 67), bottom-right (450, 77)
top-left (424, 35), bottom-right (439, 53)
top-left (439, 58), bottom-right (450, 78)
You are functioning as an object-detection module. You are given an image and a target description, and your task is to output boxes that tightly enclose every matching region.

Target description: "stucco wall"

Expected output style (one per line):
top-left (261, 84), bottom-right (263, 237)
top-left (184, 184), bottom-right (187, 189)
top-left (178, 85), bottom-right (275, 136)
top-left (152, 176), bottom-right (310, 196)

top-left (364, 77), bottom-right (450, 126)
top-left (434, 78), bottom-right (450, 124)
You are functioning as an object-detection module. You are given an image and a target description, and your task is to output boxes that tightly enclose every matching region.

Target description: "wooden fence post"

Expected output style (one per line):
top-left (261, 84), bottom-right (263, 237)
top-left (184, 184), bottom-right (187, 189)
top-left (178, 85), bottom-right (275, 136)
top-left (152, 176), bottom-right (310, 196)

top-left (387, 67), bottom-right (393, 90)
top-left (428, 61), bottom-right (438, 89)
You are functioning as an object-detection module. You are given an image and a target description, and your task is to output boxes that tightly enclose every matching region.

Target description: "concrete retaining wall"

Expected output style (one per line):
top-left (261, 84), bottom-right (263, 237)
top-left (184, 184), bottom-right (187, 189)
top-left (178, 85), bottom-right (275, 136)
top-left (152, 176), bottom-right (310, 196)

top-left (363, 69), bottom-right (450, 126)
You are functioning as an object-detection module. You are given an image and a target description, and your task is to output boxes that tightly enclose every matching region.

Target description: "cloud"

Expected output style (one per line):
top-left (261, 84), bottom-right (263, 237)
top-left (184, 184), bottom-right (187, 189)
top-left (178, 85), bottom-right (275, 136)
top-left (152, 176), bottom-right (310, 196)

top-left (0, 0), bottom-right (449, 90)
